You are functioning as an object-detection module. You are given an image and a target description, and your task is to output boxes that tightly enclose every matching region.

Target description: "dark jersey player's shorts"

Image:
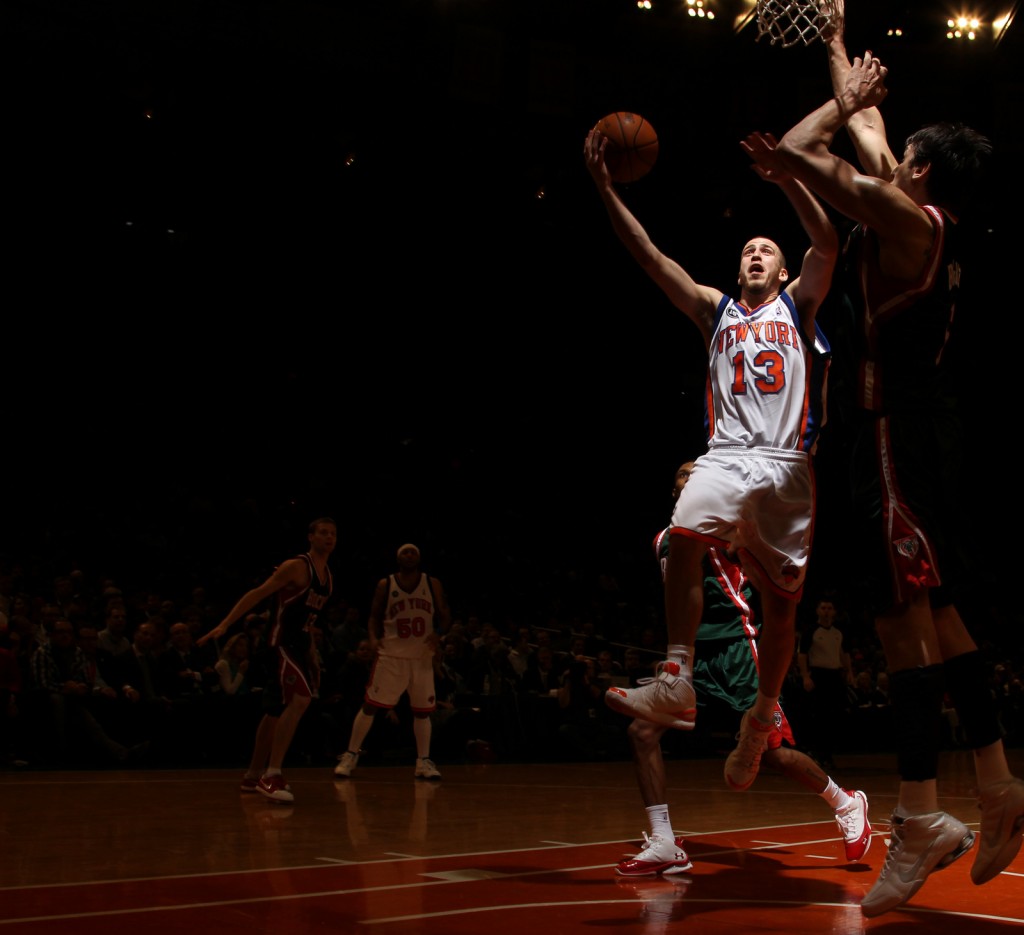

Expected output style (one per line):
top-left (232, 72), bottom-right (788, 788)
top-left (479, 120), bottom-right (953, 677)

top-left (848, 405), bottom-right (968, 615)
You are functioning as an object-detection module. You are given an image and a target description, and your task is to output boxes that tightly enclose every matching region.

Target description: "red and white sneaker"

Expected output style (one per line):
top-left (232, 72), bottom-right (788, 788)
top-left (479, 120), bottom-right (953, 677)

top-left (616, 833), bottom-right (693, 876)
top-left (604, 662), bottom-right (696, 730)
top-left (835, 790), bottom-right (872, 861)
top-left (241, 776), bottom-right (260, 793)
top-left (257, 774), bottom-right (294, 804)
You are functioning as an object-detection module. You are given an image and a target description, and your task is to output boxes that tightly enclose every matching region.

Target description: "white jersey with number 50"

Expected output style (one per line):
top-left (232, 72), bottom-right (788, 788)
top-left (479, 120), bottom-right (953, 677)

top-left (379, 573), bottom-right (437, 660)
top-left (706, 291), bottom-right (831, 454)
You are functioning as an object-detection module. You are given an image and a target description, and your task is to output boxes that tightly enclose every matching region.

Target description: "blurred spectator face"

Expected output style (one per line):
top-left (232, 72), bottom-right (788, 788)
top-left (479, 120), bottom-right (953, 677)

top-left (816, 601), bottom-right (837, 627)
top-left (134, 622), bottom-right (159, 652)
top-left (169, 623), bottom-right (192, 651)
top-left (184, 610), bottom-right (205, 637)
top-left (51, 619), bottom-right (76, 649)
top-left (105, 606), bottom-right (128, 635)
top-left (40, 603), bottom-right (62, 631)
top-left (77, 627), bottom-right (99, 655)
top-left (12, 594), bottom-right (33, 618)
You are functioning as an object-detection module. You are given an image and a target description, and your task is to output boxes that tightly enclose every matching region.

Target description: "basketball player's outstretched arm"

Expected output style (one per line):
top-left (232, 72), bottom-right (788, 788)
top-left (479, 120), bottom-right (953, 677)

top-left (821, 0), bottom-right (896, 180)
top-left (197, 558), bottom-right (308, 647)
top-left (741, 131), bottom-right (837, 334)
top-left (775, 54), bottom-right (934, 279)
top-left (584, 127), bottom-right (721, 342)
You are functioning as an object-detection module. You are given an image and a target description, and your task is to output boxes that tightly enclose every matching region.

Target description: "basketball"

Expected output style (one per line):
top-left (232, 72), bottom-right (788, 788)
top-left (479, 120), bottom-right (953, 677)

top-left (594, 111), bottom-right (659, 183)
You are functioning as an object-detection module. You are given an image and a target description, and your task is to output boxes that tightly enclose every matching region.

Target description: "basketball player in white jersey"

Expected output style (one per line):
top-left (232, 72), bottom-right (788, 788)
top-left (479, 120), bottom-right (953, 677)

top-left (584, 124), bottom-right (836, 794)
top-left (616, 461), bottom-right (870, 877)
top-left (335, 543), bottom-right (450, 780)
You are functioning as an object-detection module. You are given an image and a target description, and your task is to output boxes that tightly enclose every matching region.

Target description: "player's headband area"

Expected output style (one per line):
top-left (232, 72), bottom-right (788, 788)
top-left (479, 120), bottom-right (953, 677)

top-left (397, 543), bottom-right (420, 559)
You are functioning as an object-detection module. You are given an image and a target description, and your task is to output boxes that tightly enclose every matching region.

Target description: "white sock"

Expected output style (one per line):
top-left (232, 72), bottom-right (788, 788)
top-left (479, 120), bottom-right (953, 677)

top-left (646, 804), bottom-right (673, 840)
top-left (821, 779), bottom-right (851, 811)
top-left (667, 644), bottom-right (693, 679)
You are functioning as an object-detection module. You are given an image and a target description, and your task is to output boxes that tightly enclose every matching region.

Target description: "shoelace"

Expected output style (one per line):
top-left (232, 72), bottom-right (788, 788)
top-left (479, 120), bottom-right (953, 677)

top-left (876, 819), bottom-right (904, 878)
top-left (637, 831), bottom-right (662, 855)
top-left (835, 802), bottom-right (861, 837)
top-left (636, 661), bottom-right (679, 687)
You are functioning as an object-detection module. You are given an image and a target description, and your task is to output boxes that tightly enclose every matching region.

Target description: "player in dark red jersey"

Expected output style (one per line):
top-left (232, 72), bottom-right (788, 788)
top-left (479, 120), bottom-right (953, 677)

top-left (771, 6), bottom-right (1022, 915)
top-left (200, 517), bottom-right (335, 803)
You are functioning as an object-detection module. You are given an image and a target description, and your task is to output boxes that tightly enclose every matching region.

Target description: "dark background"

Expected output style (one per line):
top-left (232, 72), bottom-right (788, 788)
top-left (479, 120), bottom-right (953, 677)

top-left (4, 1), bottom-right (1020, 633)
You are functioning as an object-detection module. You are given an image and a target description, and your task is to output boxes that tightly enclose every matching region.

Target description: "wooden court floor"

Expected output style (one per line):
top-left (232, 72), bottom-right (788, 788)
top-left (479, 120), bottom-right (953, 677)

top-left (1, 750), bottom-right (1021, 934)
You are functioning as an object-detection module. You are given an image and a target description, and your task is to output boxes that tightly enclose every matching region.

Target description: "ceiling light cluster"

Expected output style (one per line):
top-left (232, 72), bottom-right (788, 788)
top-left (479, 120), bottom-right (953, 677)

top-left (947, 15), bottom-right (982, 39)
top-left (634, 0), bottom-right (715, 17)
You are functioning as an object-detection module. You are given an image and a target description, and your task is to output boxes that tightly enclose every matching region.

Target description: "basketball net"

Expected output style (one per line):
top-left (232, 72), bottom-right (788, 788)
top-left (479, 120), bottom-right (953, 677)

top-left (755, 0), bottom-right (836, 47)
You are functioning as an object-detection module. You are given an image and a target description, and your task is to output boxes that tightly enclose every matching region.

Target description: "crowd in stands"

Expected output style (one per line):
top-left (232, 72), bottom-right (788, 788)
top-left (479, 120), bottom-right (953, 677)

top-left (1, 560), bottom-right (1021, 772)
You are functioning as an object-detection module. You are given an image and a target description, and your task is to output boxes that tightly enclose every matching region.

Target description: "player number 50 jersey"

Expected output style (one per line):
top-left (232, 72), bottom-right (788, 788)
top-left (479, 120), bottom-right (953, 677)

top-left (379, 573), bottom-right (438, 660)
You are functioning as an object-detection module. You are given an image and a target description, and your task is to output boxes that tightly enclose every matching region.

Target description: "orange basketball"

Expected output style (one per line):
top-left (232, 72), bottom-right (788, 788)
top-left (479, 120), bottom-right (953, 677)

top-left (594, 111), bottom-right (659, 183)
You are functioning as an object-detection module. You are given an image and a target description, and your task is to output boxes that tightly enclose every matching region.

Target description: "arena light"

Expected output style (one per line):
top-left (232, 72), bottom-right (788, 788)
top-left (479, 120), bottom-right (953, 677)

top-left (992, 6), bottom-right (1017, 47)
top-left (686, 0), bottom-right (716, 20)
top-left (946, 12), bottom-right (983, 39)
top-left (733, 0), bottom-right (757, 34)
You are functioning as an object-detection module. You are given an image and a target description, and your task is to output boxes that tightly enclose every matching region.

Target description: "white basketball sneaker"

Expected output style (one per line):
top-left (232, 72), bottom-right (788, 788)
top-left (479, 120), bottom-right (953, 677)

top-left (604, 661), bottom-right (696, 730)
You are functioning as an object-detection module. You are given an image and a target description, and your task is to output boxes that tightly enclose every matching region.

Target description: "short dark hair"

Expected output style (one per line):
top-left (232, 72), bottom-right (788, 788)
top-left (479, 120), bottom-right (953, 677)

top-left (905, 122), bottom-right (992, 215)
top-left (308, 517), bottom-right (337, 534)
